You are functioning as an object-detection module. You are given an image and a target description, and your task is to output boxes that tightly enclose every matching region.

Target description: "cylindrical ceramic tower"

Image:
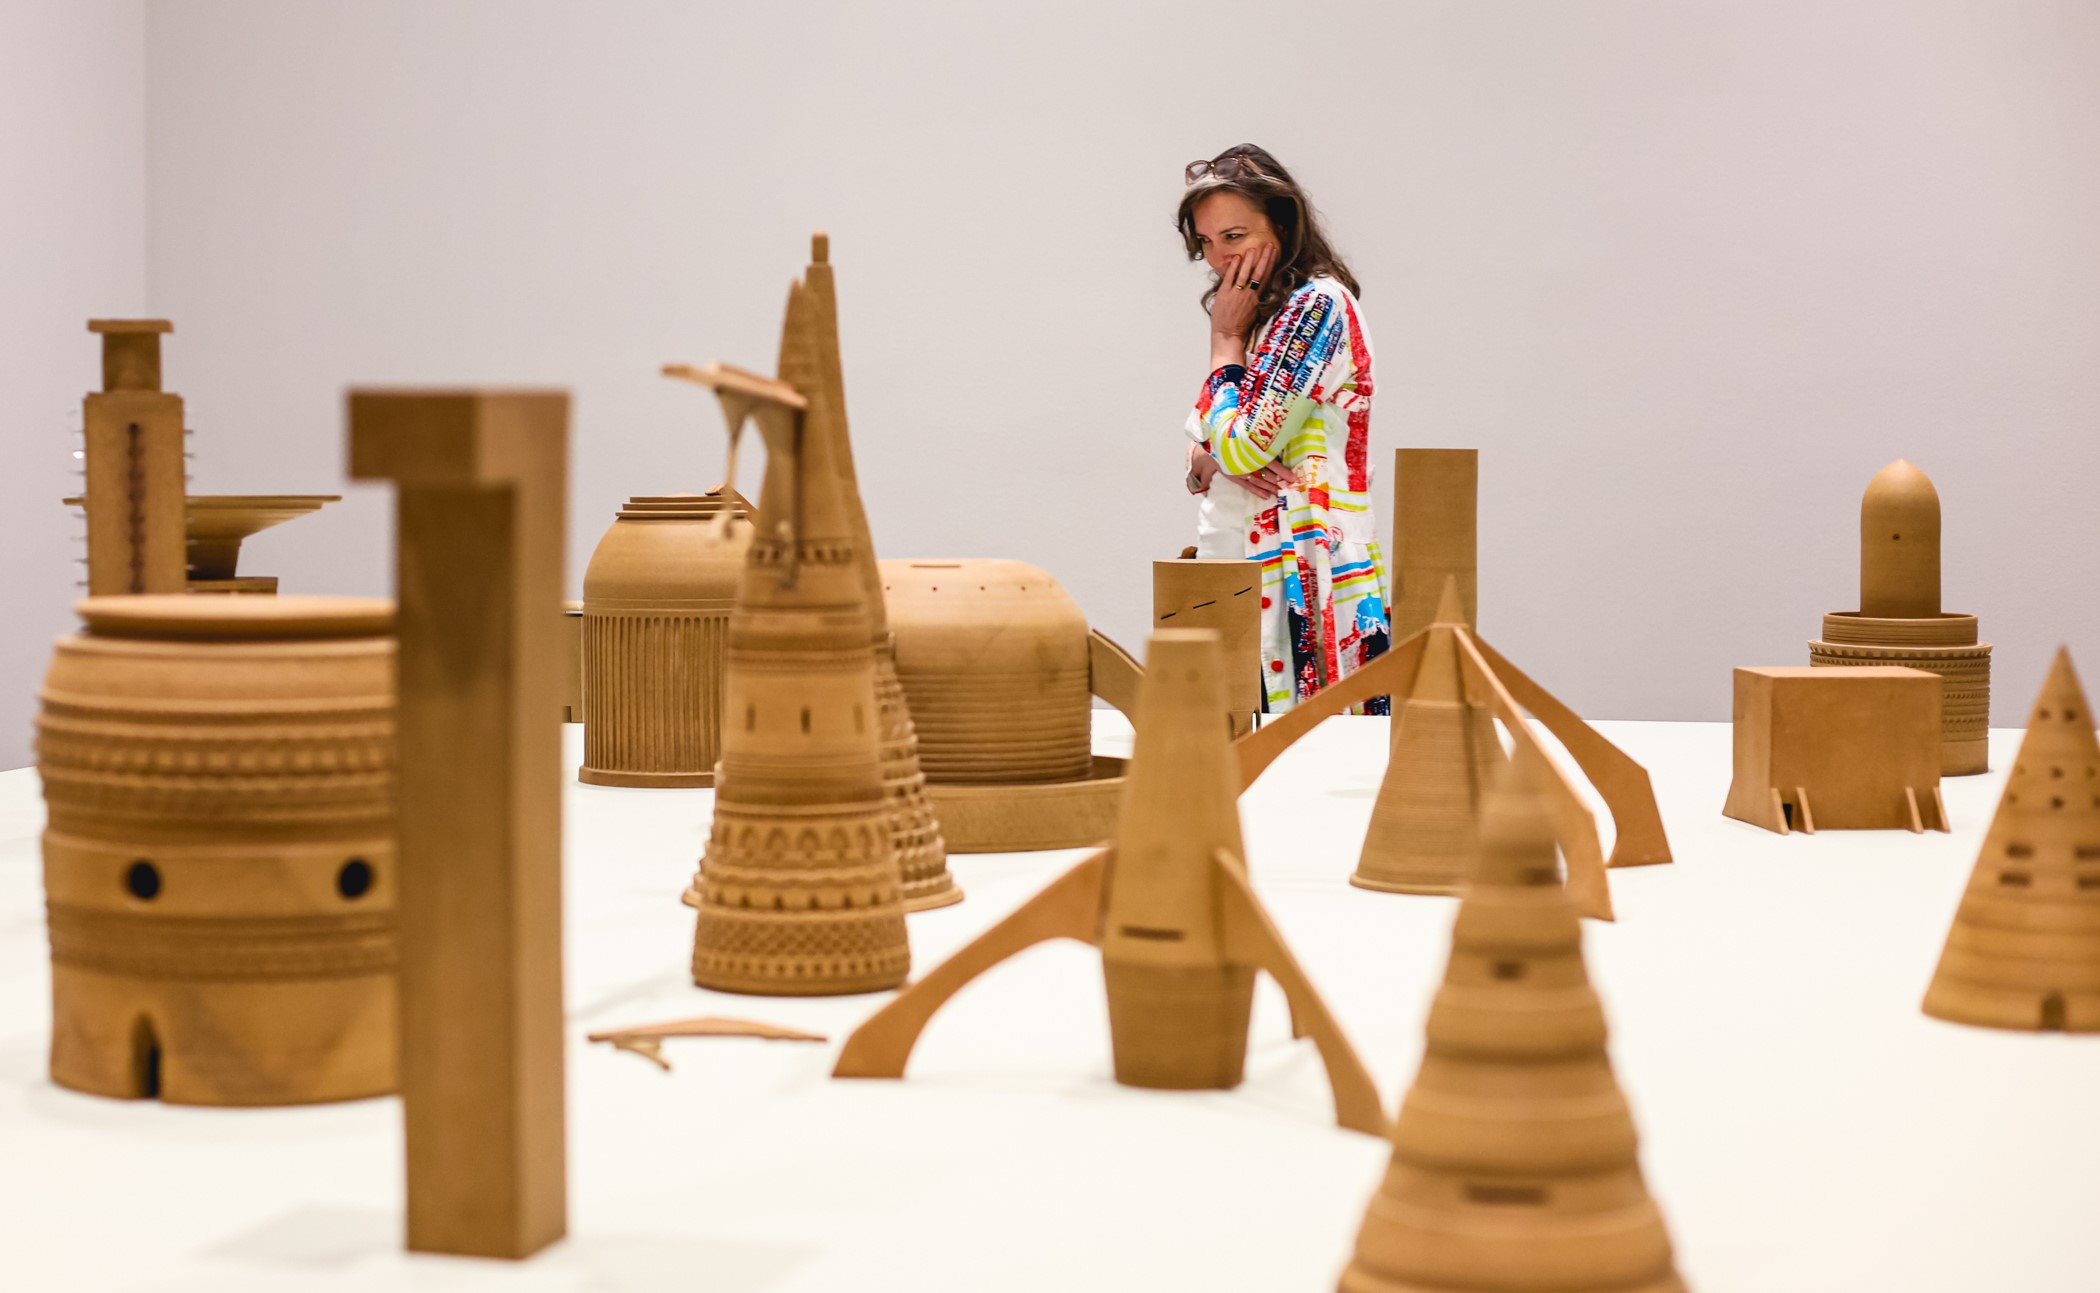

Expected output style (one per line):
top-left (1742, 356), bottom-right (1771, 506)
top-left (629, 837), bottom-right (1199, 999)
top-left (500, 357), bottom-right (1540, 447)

top-left (1811, 459), bottom-right (1991, 775)
top-left (579, 491), bottom-right (749, 787)
top-left (37, 595), bottom-right (397, 1105)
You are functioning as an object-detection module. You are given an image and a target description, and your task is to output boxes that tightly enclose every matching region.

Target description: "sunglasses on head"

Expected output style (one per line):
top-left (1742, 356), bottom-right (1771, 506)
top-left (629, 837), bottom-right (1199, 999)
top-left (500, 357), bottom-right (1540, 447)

top-left (1184, 155), bottom-right (1267, 185)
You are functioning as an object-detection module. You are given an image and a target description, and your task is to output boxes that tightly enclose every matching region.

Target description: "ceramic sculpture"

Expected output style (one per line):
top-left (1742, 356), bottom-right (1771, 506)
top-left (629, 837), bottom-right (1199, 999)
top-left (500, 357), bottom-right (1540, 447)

top-left (1723, 666), bottom-right (1947, 834)
top-left (1810, 460), bottom-right (1991, 775)
top-left (1353, 583), bottom-right (1504, 896)
top-left (1390, 448), bottom-right (1478, 641)
top-left (350, 389), bottom-right (569, 1260)
top-left (578, 491), bottom-right (750, 785)
top-left (37, 595), bottom-right (397, 1105)
top-left (1923, 648), bottom-right (2100, 1031)
top-left (836, 629), bottom-right (1384, 1135)
top-left (67, 493), bottom-right (343, 594)
top-left (1154, 557), bottom-right (1262, 737)
top-left (883, 557), bottom-right (1147, 852)
top-left (587, 1016), bottom-right (826, 1071)
top-left (1244, 579), bottom-right (1668, 921)
top-left (561, 600), bottom-right (583, 723)
top-left (666, 269), bottom-right (913, 993)
top-left (79, 320), bottom-right (187, 595)
top-left (1339, 745), bottom-right (1687, 1293)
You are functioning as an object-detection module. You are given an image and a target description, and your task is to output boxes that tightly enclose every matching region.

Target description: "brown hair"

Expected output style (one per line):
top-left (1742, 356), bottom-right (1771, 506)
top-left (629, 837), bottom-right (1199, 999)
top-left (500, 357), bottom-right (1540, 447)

top-left (1176, 143), bottom-right (1361, 339)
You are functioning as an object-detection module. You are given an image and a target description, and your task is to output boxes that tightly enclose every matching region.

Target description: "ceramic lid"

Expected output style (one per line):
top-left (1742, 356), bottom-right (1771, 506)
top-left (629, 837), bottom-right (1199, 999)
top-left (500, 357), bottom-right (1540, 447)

top-left (76, 595), bottom-right (394, 640)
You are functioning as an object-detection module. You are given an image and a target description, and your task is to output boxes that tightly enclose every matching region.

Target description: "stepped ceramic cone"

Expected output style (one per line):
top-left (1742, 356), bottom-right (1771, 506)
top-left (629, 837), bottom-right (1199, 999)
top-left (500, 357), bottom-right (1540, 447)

top-left (1923, 648), bottom-right (2100, 1031)
top-left (1354, 582), bottom-right (1503, 895)
top-left (1340, 745), bottom-right (1686, 1293)
top-left (679, 245), bottom-right (910, 996)
top-left (797, 240), bottom-right (956, 912)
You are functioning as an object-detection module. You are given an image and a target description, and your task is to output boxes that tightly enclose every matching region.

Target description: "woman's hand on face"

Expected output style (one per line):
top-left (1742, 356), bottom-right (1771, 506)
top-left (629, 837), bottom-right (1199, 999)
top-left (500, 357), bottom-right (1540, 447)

top-left (1209, 242), bottom-right (1278, 346)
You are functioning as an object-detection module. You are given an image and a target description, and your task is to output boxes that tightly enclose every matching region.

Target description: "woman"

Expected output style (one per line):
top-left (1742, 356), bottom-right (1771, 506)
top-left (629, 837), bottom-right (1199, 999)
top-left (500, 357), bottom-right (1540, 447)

top-left (1178, 143), bottom-right (1391, 714)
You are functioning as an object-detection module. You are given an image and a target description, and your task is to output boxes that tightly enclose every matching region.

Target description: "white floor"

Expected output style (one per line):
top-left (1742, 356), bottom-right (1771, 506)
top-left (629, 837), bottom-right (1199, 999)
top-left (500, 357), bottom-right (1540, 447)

top-left (2, 714), bottom-right (2096, 1292)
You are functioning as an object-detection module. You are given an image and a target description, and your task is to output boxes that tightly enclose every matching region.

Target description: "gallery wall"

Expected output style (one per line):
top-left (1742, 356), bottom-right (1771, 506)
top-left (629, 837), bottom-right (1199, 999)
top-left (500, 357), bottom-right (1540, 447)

top-left (0, 1), bottom-right (147, 771)
top-left (5, 0), bottom-right (2097, 768)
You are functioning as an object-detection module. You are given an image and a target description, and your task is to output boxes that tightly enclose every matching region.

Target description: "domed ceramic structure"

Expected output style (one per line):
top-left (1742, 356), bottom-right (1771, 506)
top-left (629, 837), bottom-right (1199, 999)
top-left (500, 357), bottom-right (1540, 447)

top-left (579, 491), bottom-right (750, 787)
top-left (37, 595), bottom-right (398, 1105)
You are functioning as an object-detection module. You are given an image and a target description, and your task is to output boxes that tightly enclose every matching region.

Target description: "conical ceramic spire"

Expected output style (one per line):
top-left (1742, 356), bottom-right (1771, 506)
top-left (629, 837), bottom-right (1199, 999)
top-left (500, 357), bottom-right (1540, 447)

top-left (1924, 648), bottom-right (2100, 1031)
top-left (684, 274), bottom-right (910, 996)
top-left (1353, 590), bottom-right (1502, 895)
top-left (794, 233), bottom-right (957, 911)
top-left (1340, 744), bottom-right (1686, 1293)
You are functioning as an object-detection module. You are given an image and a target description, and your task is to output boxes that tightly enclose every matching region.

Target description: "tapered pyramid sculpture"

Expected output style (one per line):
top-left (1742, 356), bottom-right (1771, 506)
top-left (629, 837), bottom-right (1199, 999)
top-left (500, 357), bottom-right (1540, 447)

top-left (1340, 745), bottom-right (1687, 1293)
top-left (834, 629), bottom-right (1384, 1134)
top-left (670, 257), bottom-right (910, 996)
top-left (1354, 581), bottom-right (1504, 895)
top-left (793, 239), bottom-right (957, 912)
top-left (1245, 578), bottom-right (1668, 921)
top-left (1923, 648), bottom-right (2100, 1031)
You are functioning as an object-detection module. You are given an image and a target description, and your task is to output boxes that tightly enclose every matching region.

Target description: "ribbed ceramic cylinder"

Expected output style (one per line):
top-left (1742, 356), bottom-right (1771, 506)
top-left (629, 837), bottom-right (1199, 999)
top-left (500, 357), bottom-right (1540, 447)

top-left (36, 595), bottom-right (397, 1106)
top-left (882, 559), bottom-right (1092, 785)
top-left (580, 493), bottom-right (749, 787)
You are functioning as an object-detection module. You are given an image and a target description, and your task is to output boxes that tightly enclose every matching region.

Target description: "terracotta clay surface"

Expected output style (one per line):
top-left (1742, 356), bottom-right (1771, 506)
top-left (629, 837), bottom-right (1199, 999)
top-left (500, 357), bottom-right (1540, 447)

top-left (835, 629), bottom-right (1385, 1135)
top-left (66, 493), bottom-right (342, 595)
top-left (670, 245), bottom-right (912, 995)
top-left (1154, 558), bottom-right (1262, 738)
top-left (579, 492), bottom-right (750, 786)
top-left (350, 390), bottom-right (569, 1260)
top-left (1810, 460), bottom-right (1992, 776)
top-left (1390, 448), bottom-right (1478, 642)
top-left (79, 320), bottom-right (187, 596)
top-left (1723, 666), bottom-right (1947, 834)
top-left (1923, 649), bottom-right (2100, 1032)
top-left (1241, 580), bottom-right (1671, 921)
top-left (38, 595), bottom-right (397, 1106)
top-left (587, 1016), bottom-right (826, 1071)
top-left (561, 600), bottom-right (583, 724)
top-left (1339, 745), bottom-right (1688, 1293)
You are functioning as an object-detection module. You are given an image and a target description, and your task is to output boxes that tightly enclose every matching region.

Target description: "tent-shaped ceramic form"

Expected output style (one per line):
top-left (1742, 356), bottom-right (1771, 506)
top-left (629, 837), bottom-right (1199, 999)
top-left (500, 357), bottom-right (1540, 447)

top-left (668, 268), bottom-right (911, 996)
top-left (1242, 579), bottom-right (1670, 921)
top-left (834, 628), bottom-right (1384, 1134)
top-left (1923, 648), bottom-right (2100, 1031)
top-left (667, 233), bottom-right (957, 915)
top-left (1339, 744), bottom-right (1687, 1293)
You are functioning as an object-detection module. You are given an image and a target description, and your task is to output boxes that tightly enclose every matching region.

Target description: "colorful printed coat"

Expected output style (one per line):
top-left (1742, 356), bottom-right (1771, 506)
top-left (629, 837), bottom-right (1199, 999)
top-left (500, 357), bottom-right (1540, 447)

top-left (1185, 274), bottom-right (1391, 714)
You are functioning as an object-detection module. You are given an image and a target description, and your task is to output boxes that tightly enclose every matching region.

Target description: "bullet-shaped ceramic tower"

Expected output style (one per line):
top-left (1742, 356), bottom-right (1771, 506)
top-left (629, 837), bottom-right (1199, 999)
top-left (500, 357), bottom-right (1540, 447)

top-left (1923, 648), bottom-right (2100, 1031)
top-left (1811, 460), bottom-right (1991, 775)
top-left (793, 236), bottom-right (956, 912)
top-left (678, 271), bottom-right (911, 995)
top-left (1340, 745), bottom-right (1687, 1293)
top-left (1354, 581), bottom-right (1503, 895)
top-left (833, 628), bottom-right (1383, 1134)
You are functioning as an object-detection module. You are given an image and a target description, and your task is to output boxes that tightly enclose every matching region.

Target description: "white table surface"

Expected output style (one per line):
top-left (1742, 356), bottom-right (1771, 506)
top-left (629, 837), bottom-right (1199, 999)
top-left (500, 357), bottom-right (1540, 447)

top-left (2, 713), bottom-right (2096, 1292)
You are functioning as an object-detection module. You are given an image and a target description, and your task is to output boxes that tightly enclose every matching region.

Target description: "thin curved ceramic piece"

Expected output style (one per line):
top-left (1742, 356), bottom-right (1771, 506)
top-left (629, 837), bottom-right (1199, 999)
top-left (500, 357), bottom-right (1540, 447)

top-left (1088, 628), bottom-right (1145, 720)
top-left (1213, 848), bottom-right (1385, 1135)
top-left (587, 1017), bottom-right (827, 1072)
top-left (1470, 634), bottom-right (1673, 869)
top-left (1236, 628), bottom-right (1430, 789)
top-left (833, 849), bottom-right (1109, 1078)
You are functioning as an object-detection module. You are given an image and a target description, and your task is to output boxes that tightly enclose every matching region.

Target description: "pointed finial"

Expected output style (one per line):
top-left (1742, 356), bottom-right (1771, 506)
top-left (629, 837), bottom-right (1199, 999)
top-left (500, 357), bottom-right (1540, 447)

top-left (1431, 575), bottom-right (1467, 628)
top-left (811, 231), bottom-right (829, 264)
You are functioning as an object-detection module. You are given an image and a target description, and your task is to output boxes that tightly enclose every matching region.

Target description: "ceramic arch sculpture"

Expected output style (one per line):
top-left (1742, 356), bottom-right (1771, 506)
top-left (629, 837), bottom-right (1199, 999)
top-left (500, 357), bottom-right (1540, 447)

top-left (1240, 580), bottom-right (1671, 921)
top-left (1923, 648), bottom-right (2100, 1031)
top-left (1809, 459), bottom-right (1992, 775)
top-left (1339, 744), bottom-right (1687, 1292)
top-left (667, 234), bottom-right (955, 912)
top-left (834, 628), bottom-right (1384, 1136)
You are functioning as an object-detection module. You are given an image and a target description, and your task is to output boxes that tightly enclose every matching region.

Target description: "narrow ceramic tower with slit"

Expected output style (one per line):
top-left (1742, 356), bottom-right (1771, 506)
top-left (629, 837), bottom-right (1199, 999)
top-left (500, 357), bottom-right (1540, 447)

top-left (1354, 580), bottom-right (1503, 895)
top-left (1340, 745), bottom-right (1687, 1293)
top-left (79, 320), bottom-right (187, 596)
top-left (1809, 460), bottom-right (1992, 775)
top-left (673, 265), bottom-right (910, 995)
top-left (794, 236), bottom-right (957, 911)
top-left (1923, 648), bottom-right (2100, 1031)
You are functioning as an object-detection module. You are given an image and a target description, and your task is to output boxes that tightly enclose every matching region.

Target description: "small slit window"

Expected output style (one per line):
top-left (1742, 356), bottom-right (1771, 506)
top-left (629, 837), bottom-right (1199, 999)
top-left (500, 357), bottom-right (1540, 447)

top-left (1999, 870), bottom-right (2033, 888)
top-left (1491, 960), bottom-right (1526, 981)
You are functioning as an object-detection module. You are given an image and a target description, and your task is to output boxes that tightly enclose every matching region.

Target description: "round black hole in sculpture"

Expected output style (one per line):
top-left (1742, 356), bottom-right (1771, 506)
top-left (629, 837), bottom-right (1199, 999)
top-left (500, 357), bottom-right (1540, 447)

top-left (125, 860), bottom-right (160, 901)
top-left (338, 858), bottom-right (375, 899)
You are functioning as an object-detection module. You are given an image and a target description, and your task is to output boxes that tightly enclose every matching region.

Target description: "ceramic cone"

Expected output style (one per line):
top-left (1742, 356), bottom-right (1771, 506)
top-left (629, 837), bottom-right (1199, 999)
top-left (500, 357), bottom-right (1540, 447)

top-left (1340, 745), bottom-right (1686, 1293)
top-left (1924, 648), bottom-right (2100, 1031)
